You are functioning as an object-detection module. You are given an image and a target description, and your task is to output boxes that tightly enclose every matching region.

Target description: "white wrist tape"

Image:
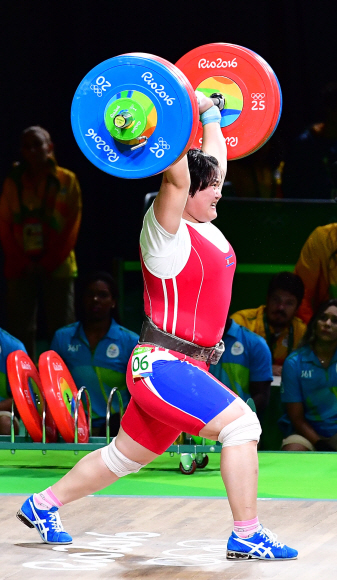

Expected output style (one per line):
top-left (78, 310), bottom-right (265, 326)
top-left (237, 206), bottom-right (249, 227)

top-left (101, 437), bottom-right (144, 477)
top-left (218, 411), bottom-right (261, 447)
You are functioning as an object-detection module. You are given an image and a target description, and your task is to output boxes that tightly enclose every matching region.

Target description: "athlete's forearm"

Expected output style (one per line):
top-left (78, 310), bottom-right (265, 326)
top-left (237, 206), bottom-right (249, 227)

top-left (202, 123), bottom-right (227, 178)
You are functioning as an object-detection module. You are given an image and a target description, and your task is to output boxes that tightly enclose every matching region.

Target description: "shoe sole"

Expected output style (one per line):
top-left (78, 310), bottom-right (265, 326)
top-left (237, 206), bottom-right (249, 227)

top-left (227, 550), bottom-right (297, 560)
top-left (16, 509), bottom-right (72, 545)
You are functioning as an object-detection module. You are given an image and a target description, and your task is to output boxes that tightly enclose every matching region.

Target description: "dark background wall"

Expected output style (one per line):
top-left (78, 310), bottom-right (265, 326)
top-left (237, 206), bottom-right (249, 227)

top-left (1, 0), bottom-right (337, 274)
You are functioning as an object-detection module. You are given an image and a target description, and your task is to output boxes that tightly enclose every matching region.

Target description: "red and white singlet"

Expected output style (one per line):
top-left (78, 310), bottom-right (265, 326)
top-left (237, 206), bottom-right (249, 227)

top-left (140, 203), bottom-right (236, 347)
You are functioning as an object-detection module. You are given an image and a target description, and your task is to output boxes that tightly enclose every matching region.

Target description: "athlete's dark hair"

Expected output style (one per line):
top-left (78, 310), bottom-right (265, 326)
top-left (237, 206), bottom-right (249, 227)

top-left (79, 270), bottom-right (121, 324)
top-left (299, 298), bottom-right (337, 347)
top-left (267, 272), bottom-right (304, 307)
top-left (187, 149), bottom-right (223, 197)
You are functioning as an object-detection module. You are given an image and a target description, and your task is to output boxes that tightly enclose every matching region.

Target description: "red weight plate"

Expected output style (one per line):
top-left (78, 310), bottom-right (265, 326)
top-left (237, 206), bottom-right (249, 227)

top-left (242, 67), bottom-right (282, 157)
top-left (245, 48), bottom-right (282, 148)
top-left (39, 351), bottom-right (89, 443)
top-left (7, 350), bottom-right (57, 442)
top-left (126, 52), bottom-right (199, 168)
top-left (176, 43), bottom-right (280, 160)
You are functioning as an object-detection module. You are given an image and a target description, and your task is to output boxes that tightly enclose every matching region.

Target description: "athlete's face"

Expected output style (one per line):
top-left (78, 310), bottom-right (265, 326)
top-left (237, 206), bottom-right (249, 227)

top-left (265, 289), bottom-right (298, 328)
top-left (316, 305), bottom-right (337, 343)
top-left (83, 280), bottom-right (116, 322)
top-left (183, 177), bottom-right (222, 223)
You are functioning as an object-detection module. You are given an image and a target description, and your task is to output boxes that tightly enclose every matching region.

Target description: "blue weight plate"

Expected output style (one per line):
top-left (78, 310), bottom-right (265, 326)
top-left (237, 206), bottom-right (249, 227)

top-left (71, 54), bottom-right (195, 179)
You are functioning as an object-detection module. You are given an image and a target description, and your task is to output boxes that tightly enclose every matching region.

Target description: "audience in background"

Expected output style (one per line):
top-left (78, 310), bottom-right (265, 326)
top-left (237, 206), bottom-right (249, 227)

top-left (0, 328), bottom-right (27, 435)
top-left (281, 299), bottom-right (337, 451)
top-left (231, 272), bottom-right (306, 376)
top-left (211, 318), bottom-right (272, 420)
top-left (295, 222), bottom-right (337, 323)
top-left (0, 126), bottom-right (82, 361)
top-left (225, 139), bottom-right (284, 198)
top-left (282, 82), bottom-right (337, 199)
top-left (51, 271), bottom-right (139, 436)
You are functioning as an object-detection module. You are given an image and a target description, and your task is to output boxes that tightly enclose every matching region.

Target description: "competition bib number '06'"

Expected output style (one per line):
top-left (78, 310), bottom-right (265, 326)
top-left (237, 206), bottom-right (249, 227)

top-left (132, 346), bottom-right (153, 379)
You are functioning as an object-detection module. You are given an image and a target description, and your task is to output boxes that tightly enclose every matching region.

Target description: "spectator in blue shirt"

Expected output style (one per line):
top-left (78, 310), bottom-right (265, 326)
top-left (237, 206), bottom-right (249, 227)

top-left (0, 328), bottom-right (27, 435)
top-left (211, 318), bottom-right (273, 419)
top-left (281, 299), bottom-right (337, 451)
top-left (51, 271), bottom-right (139, 436)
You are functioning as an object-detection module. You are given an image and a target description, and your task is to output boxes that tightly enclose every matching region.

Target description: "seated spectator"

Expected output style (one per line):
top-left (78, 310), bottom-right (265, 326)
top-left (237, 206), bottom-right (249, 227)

top-left (282, 82), bottom-right (337, 199)
top-left (0, 126), bottom-right (82, 361)
top-left (51, 271), bottom-right (139, 436)
top-left (231, 272), bottom-right (306, 376)
top-left (211, 318), bottom-right (273, 420)
top-left (295, 223), bottom-right (337, 324)
top-left (281, 299), bottom-right (337, 451)
top-left (0, 328), bottom-right (27, 435)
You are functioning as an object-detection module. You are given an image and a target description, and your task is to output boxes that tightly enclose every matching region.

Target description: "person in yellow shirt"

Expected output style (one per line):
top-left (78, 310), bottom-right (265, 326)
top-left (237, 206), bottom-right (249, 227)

top-left (231, 272), bottom-right (306, 376)
top-left (294, 223), bottom-right (337, 324)
top-left (0, 126), bottom-right (82, 361)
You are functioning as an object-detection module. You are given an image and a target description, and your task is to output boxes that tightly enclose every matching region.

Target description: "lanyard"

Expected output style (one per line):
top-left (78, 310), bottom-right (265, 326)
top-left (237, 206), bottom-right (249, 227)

top-left (263, 310), bottom-right (294, 357)
top-left (11, 161), bottom-right (60, 223)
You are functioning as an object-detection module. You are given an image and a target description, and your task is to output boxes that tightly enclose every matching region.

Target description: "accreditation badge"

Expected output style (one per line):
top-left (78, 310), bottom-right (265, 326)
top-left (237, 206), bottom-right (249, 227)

top-left (23, 218), bottom-right (44, 255)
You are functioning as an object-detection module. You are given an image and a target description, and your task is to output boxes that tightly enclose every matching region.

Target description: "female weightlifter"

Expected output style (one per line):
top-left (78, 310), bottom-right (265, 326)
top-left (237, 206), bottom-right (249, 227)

top-left (17, 92), bottom-right (297, 561)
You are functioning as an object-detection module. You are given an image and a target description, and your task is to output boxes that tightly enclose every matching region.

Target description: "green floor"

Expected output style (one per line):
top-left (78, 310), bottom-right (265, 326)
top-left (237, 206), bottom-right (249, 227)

top-left (0, 451), bottom-right (336, 500)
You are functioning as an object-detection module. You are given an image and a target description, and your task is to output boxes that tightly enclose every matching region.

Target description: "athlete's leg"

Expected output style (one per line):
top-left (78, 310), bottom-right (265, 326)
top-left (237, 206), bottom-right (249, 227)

top-left (50, 427), bottom-right (159, 505)
top-left (199, 398), bottom-right (258, 522)
top-left (17, 407), bottom-right (170, 544)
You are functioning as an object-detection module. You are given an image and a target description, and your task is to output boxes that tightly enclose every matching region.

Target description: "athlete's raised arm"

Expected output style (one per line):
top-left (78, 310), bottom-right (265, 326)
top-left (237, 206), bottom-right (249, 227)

top-left (153, 93), bottom-right (218, 234)
top-left (200, 92), bottom-right (227, 182)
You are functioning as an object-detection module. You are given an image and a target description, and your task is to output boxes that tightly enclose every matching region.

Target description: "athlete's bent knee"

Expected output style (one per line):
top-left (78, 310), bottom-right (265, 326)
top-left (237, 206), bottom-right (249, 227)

top-left (101, 438), bottom-right (143, 477)
top-left (218, 411), bottom-right (261, 447)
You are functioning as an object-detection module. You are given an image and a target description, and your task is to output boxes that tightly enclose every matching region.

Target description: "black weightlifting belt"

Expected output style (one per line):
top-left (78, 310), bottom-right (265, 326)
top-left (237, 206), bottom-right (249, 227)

top-left (139, 316), bottom-right (225, 365)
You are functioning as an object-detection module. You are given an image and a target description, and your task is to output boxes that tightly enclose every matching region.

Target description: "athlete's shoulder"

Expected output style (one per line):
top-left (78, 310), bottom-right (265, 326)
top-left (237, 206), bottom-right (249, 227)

top-left (187, 221), bottom-right (231, 253)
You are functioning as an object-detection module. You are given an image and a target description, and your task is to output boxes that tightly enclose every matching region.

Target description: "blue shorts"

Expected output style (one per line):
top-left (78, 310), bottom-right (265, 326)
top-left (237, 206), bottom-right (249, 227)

top-left (123, 347), bottom-right (237, 454)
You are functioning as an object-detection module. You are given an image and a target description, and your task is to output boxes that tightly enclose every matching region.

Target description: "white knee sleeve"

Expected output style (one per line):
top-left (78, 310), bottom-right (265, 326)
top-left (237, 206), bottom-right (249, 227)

top-left (101, 438), bottom-right (144, 477)
top-left (218, 411), bottom-right (261, 447)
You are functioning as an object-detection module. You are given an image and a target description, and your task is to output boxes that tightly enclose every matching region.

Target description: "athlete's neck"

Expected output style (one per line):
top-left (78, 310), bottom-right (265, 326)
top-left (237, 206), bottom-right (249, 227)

top-left (182, 208), bottom-right (203, 223)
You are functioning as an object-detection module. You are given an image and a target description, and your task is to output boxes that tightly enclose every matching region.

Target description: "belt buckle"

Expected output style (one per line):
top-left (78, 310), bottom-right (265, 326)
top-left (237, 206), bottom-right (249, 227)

top-left (209, 340), bottom-right (225, 365)
top-left (206, 348), bottom-right (216, 365)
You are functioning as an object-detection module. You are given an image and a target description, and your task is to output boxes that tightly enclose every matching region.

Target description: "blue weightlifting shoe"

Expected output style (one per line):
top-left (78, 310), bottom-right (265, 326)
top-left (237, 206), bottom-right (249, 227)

top-left (16, 495), bottom-right (72, 544)
top-left (227, 525), bottom-right (298, 560)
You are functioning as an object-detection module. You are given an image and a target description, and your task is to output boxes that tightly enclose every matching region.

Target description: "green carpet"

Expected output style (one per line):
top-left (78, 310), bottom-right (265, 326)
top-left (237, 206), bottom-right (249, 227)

top-left (0, 452), bottom-right (336, 500)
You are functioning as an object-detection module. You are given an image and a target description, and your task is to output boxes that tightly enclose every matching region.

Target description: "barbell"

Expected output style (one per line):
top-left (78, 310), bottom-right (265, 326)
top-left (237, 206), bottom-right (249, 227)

top-left (71, 43), bottom-right (282, 179)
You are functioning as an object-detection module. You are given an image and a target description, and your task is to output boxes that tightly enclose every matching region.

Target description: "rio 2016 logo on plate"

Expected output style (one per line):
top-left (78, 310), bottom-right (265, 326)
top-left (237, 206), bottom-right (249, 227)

top-left (196, 76), bottom-right (243, 128)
